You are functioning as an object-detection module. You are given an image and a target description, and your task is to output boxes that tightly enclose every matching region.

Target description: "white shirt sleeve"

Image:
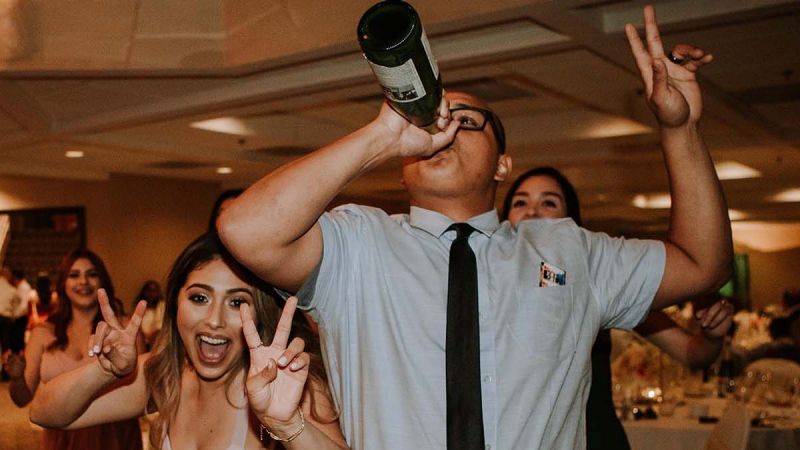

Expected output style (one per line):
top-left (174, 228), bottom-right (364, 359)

top-left (580, 229), bottom-right (666, 330)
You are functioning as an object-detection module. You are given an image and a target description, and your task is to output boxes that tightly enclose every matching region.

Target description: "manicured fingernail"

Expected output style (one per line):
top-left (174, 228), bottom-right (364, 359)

top-left (93, 345), bottom-right (100, 355)
top-left (88, 350), bottom-right (94, 357)
top-left (290, 362), bottom-right (299, 370)
top-left (278, 356), bottom-right (287, 366)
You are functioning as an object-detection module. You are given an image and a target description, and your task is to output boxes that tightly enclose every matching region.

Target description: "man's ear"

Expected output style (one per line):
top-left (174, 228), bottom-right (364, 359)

top-left (494, 154), bottom-right (512, 182)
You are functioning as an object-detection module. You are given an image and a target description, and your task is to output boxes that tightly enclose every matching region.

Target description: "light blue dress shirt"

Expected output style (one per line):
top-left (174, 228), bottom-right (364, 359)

top-left (296, 204), bottom-right (665, 450)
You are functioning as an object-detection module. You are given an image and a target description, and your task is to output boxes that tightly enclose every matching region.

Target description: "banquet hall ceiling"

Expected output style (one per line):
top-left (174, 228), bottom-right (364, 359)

top-left (0, 0), bottom-right (799, 239)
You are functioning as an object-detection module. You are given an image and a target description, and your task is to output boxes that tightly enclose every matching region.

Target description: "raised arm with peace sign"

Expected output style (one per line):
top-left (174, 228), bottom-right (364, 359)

top-left (625, 5), bottom-right (714, 128)
top-left (240, 296), bottom-right (311, 428)
top-left (89, 288), bottom-right (147, 378)
top-left (624, 5), bottom-right (732, 311)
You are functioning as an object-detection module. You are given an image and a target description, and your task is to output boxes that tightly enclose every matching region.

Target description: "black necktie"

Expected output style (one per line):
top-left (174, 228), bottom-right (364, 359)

top-left (446, 223), bottom-right (485, 450)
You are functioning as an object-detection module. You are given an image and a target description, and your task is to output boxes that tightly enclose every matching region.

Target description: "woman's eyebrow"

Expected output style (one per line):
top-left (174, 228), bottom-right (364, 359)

top-left (542, 191), bottom-right (564, 199)
top-left (225, 287), bottom-right (254, 296)
top-left (186, 283), bottom-right (213, 291)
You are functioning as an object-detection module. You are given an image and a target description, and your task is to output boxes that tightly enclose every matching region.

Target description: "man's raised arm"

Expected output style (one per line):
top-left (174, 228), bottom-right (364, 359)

top-left (217, 101), bottom-right (458, 292)
top-left (626, 5), bottom-right (733, 310)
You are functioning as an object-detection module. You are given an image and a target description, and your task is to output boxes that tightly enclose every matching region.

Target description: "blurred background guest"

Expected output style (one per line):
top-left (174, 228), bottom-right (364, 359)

top-left (28, 272), bottom-right (55, 328)
top-left (4, 248), bottom-right (143, 450)
top-left (0, 267), bottom-right (20, 380)
top-left (136, 279), bottom-right (164, 351)
top-left (7, 269), bottom-right (32, 351)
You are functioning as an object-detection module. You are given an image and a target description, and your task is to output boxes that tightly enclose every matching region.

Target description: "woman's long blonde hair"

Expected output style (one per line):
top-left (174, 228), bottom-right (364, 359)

top-left (143, 232), bottom-right (330, 449)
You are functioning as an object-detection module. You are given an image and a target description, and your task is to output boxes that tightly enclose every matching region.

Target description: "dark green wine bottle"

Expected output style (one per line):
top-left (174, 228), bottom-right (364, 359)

top-left (357, 0), bottom-right (442, 130)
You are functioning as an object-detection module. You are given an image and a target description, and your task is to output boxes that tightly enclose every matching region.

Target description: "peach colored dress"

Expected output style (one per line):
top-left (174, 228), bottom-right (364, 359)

top-left (39, 348), bottom-right (142, 450)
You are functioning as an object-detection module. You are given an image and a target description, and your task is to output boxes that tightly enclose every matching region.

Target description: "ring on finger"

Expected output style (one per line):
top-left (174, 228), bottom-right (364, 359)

top-left (667, 51), bottom-right (685, 65)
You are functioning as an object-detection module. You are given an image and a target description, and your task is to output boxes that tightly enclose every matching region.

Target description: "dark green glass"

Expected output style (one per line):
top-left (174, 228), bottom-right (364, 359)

top-left (357, 0), bottom-right (442, 130)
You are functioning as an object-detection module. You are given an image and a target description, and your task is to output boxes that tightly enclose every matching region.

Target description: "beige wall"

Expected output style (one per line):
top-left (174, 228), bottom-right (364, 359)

top-left (0, 173), bottom-right (221, 310)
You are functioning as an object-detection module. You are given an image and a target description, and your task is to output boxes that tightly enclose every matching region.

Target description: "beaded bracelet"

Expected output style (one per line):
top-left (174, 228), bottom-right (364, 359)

top-left (260, 409), bottom-right (305, 443)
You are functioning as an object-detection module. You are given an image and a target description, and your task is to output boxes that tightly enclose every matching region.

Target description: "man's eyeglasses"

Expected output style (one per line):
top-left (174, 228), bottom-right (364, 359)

top-left (449, 106), bottom-right (506, 154)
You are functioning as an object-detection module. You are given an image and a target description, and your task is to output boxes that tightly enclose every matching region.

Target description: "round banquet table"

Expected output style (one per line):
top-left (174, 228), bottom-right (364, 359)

top-left (622, 397), bottom-right (800, 450)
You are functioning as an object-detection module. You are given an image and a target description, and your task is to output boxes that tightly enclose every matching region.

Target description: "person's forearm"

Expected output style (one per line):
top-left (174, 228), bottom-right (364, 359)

top-left (218, 122), bottom-right (395, 274)
top-left (30, 362), bottom-right (118, 428)
top-left (656, 125), bottom-right (733, 306)
top-left (686, 333), bottom-right (724, 369)
top-left (9, 376), bottom-right (33, 407)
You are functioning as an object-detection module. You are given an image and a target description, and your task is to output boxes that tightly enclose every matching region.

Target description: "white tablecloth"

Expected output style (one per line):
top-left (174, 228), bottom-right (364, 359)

top-left (622, 398), bottom-right (800, 450)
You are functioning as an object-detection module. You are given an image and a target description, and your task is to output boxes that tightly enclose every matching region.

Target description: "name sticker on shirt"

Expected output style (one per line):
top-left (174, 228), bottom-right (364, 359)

top-left (539, 261), bottom-right (566, 287)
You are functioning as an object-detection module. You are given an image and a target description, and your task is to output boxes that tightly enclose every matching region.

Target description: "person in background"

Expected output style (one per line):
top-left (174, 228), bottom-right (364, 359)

top-left (3, 249), bottom-right (143, 450)
top-left (217, 6), bottom-right (732, 449)
top-left (30, 233), bottom-right (347, 450)
top-left (28, 272), bottom-right (55, 327)
top-left (209, 188), bottom-right (245, 231)
top-left (8, 269), bottom-right (33, 349)
top-left (136, 279), bottom-right (165, 351)
top-left (0, 268), bottom-right (20, 379)
top-left (501, 165), bottom-right (734, 450)
top-left (736, 291), bottom-right (800, 367)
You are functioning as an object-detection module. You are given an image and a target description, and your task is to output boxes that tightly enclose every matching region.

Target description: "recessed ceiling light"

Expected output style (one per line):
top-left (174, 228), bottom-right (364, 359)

top-left (216, 167), bottom-right (233, 175)
top-left (728, 209), bottom-right (748, 221)
top-left (768, 188), bottom-right (800, 203)
top-left (632, 193), bottom-right (670, 209)
top-left (714, 161), bottom-right (761, 180)
top-left (191, 117), bottom-right (255, 136)
top-left (65, 150), bottom-right (84, 158)
top-left (585, 117), bottom-right (652, 139)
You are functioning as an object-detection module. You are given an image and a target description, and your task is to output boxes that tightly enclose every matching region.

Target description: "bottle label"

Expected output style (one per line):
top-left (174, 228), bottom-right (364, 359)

top-left (420, 27), bottom-right (439, 80)
top-left (367, 58), bottom-right (426, 103)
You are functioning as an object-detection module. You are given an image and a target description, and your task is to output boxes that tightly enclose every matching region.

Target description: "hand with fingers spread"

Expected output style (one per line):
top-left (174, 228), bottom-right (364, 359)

top-left (695, 299), bottom-right (735, 339)
top-left (241, 296), bottom-right (311, 426)
top-left (2, 350), bottom-right (25, 380)
top-left (625, 5), bottom-right (714, 127)
top-left (89, 288), bottom-right (147, 378)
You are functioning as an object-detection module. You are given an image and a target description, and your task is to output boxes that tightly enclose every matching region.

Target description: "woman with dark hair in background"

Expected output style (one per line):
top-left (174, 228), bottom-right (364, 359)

top-left (30, 233), bottom-right (347, 449)
top-left (502, 166), bottom-right (735, 450)
top-left (4, 248), bottom-right (143, 450)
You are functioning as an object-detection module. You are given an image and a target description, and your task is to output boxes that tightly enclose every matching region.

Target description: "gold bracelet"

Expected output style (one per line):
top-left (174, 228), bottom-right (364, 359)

top-left (260, 409), bottom-right (305, 443)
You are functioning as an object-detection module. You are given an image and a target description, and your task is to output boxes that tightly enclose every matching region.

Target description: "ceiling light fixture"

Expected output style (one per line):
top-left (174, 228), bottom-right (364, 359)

top-left (768, 188), bottom-right (800, 203)
top-left (191, 117), bottom-right (256, 136)
top-left (632, 193), bottom-right (671, 209)
top-left (728, 209), bottom-right (748, 221)
top-left (714, 161), bottom-right (762, 180)
top-left (65, 150), bottom-right (84, 158)
top-left (216, 167), bottom-right (233, 175)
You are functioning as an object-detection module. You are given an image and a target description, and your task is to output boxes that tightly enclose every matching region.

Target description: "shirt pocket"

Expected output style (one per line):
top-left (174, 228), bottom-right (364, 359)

top-left (508, 285), bottom-right (577, 361)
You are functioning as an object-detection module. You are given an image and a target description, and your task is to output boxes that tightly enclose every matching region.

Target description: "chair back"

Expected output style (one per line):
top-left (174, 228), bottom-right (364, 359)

top-left (703, 401), bottom-right (750, 450)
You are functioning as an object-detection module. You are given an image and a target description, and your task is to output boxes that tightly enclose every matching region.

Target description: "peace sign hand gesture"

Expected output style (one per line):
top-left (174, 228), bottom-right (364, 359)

top-left (88, 289), bottom-right (146, 378)
top-left (625, 5), bottom-right (714, 127)
top-left (241, 296), bottom-right (310, 424)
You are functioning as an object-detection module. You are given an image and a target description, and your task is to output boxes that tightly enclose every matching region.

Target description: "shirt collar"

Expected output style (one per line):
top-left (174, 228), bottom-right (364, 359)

top-left (409, 206), bottom-right (500, 238)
